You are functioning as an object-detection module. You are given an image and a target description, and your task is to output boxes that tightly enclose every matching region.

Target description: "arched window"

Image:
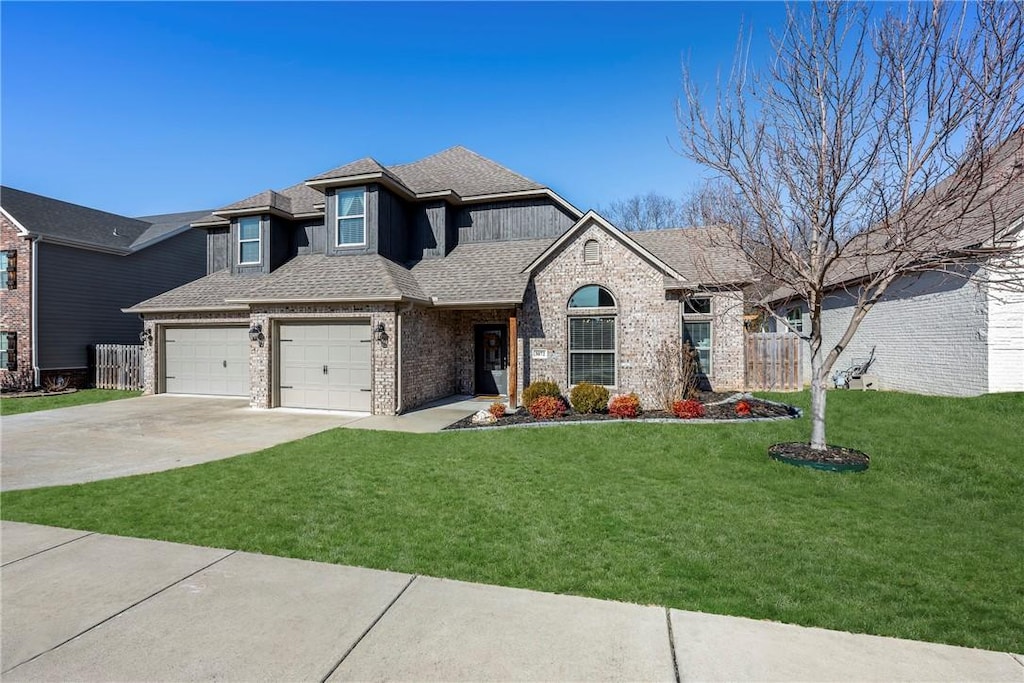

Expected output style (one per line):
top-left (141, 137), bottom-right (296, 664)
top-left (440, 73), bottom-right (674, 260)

top-left (583, 239), bottom-right (601, 264)
top-left (567, 285), bottom-right (616, 386)
top-left (568, 285), bottom-right (615, 308)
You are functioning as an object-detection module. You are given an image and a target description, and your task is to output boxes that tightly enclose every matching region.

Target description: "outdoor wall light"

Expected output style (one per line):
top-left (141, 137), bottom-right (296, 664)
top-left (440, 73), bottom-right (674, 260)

top-left (139, 328), bottom-right (154, 346)
top-left (373, 322), bottom-right (389, 347)
top-left (248, 323), bottom-right (265, 347)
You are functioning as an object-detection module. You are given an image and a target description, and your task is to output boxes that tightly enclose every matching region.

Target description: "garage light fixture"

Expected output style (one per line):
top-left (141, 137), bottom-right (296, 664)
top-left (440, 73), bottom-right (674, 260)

top-left (139, 328), bottom-right (154, 346)
top-left (248, 323), bottom-right (265, 346)
top-left (373, 322), bottom-right (388, 347)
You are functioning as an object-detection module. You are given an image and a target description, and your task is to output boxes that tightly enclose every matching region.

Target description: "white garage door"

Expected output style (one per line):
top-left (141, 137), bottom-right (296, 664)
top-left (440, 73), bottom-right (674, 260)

top-left (279, 322), bottom-right (372, 412)
top-left (163, 327), bottom-right (249, 397)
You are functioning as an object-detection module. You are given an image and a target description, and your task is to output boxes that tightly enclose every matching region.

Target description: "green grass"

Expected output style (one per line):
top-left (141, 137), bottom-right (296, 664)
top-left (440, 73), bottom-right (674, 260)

top-left (2, 391), bottom-right (1022, 652)
top-left (0, 389), bottom-right (141, 415)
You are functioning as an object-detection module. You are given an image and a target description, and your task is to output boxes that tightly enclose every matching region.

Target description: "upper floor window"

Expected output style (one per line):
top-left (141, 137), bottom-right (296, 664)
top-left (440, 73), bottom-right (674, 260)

top-left (336, 187), bottom-right (366, 247)
top-left (0, 250), bottom-right (15, 290)
top-left (785, 306), bottom-right (803, 333)
top-left (238, 217), bottom-right (261, 265)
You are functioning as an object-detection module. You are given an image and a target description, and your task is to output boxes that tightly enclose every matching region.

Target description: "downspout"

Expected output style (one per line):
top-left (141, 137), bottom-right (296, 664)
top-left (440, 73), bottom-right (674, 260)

top-left (30, 236), bottom-right (40, 387)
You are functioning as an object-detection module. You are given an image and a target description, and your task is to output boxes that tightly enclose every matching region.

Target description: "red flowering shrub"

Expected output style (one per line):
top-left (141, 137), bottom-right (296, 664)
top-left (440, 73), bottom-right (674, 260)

top-left (488, 402), bottom-right (506, 419)
top-left (672, 398), bottom-right (706, 419)
top-left (735, 400), bottom-right (752, 417)
top-left (608, 392), bottom-right (641, 419)
top-left (529, 395), bottom-right (567, 420)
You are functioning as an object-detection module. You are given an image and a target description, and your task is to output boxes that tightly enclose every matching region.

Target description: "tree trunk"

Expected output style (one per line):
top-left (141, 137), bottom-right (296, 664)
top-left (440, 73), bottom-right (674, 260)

top-left (809, 346), bottom-right (828, 450)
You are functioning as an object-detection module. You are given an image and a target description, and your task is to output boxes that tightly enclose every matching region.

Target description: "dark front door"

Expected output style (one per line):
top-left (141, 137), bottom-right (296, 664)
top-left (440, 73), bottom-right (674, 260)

top-left (475, 324), bottom-right (508, 395)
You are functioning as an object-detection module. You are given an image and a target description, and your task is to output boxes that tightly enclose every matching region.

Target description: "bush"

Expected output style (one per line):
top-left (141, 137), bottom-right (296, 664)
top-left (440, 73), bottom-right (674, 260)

top-left (608, 392), bottom-right (641, 419)
top-left (672, 398), bottom-right (706, 419)
top-left (529, 395), bottom-right (567, 420)
top-left (735, 400), bottom-right (752, 417)
top-left (488, 402), bottom-right (506, 419)
top-left (570, 382), bottom-right (609, 414)
top-left (522, 380), bottom-right (562, 409)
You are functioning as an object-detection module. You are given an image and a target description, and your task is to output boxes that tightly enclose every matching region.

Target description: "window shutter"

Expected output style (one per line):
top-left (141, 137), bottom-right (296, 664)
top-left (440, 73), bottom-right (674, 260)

top-left (583, 239), bottom-right (600, 263)
top-left (5, 332), bottom-right (16, 370)
top-left (7, 250), bottom-right (16, 290)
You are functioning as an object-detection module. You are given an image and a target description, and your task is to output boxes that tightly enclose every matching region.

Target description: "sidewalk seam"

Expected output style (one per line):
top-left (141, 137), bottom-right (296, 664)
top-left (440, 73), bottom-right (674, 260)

top-left (0, 531), bottom-right (96, 568)
top-left (1009, 652), bottom-right (1024, 668)
top-left (665, 608), bottom-right (681, 683)
top-left (1, 549), bottom-right (237, 675)
top-left (319, 573), bottom-right (419, 682)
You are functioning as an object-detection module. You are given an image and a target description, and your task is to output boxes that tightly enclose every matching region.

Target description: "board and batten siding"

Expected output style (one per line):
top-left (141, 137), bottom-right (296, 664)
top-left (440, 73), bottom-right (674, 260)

top-left (206, 227), bottom-right (229, 274)
top-left (456, 199), bottom-right (576, 243)
top-left (293, 220), bottom-right (326, 256)
top-left (36, 229), bottom-right (207, 371)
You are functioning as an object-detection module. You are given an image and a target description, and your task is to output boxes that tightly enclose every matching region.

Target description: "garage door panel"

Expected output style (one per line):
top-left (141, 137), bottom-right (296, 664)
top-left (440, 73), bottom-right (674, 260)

top-left (279, 323), bottom-right (372, 412)
top-left (164, 327), bottom-right (248, 397)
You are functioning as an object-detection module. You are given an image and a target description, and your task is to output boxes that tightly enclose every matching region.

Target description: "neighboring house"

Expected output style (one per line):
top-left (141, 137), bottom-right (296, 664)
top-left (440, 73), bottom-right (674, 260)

top-left (127, 146), bottom-right (753, 414)
top-left (0, 187), bottom-right (210, 389)
top-left (767, 135), bottom-right (1024, 397)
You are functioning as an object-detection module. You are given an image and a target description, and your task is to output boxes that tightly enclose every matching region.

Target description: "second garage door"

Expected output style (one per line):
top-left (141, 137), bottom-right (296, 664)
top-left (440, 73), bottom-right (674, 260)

top-left (278, 322), bottom-right (372, 412)
top-left (164, 327), bottom-right (249, 397)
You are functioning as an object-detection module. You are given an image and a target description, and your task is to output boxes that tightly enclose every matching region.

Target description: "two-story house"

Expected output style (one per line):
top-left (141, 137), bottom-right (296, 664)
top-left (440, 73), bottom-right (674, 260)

top-left (126, 147), bottom-right (753, 414)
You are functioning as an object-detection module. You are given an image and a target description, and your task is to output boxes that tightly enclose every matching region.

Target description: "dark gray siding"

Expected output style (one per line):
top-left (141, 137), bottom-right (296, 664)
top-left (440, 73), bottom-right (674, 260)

top-left (376, 186), bottom-right (408, 261)
top-left (268, 216), bottom-right (291, 271)
top-left (411, 200), bottom-right (448, 261)
top-left (293, 220), bottom-right (326, 255)
top-left (36, 230), bottom-right (208, 370)
top-left (206, 227), bottom-right (229, 273)
top-left (456, 199), bottom-right (575, 243)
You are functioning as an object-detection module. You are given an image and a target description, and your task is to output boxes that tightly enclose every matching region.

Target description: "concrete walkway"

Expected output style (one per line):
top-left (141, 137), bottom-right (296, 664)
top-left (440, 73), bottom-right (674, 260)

top-left (2, 522), bottom-right (1020, 682)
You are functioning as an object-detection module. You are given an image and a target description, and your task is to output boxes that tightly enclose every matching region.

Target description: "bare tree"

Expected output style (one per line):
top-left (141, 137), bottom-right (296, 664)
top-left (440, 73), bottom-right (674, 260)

top-left (678, 1), bottom-right (1024, 450)
top-left (602, 192), bottom-right (685, 231)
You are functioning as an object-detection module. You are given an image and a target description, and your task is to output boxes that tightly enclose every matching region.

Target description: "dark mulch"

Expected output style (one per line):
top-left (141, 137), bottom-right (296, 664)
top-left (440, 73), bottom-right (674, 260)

top-left (768, 442), bottom-right (870, 467)
top-left (444, 395), bottom-right (797, 430)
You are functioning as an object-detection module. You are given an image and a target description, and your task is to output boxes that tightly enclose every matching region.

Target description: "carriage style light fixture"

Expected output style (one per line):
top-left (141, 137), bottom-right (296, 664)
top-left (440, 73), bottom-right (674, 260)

top-left (373, 322), bottom-right (388, 347)
top-left (139, 328), bottom-right (154, 346)
top-left (248, 323), bottom-right (265, 347)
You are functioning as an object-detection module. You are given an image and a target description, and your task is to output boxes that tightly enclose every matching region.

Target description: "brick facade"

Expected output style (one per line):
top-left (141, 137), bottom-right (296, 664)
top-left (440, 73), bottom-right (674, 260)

top-left (0, 214), bottom-right (33, 390)
top-left (519, 221), bottom-right (746, 408)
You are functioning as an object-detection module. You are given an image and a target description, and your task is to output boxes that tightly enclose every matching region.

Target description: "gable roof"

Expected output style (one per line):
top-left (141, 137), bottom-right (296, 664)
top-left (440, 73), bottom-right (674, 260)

top-left (1, 186), bottom-right (209, 254)
top-left (631, 225), bottom-right (754, 285)
top-left (389, 146), bottom-right (546, 197)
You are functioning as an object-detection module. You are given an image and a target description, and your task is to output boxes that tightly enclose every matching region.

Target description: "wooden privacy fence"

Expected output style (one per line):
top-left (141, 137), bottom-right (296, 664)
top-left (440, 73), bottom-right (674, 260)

top-left (746, 333), bottom-right (802, 391)
top-left (94, 344), bottom-right (145, 390)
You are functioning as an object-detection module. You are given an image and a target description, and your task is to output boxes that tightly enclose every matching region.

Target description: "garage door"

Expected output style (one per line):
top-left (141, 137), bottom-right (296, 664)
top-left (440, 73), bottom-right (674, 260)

top-left (163, 327), bottom-right (249, 397)
top-left (279, 322), bottom-right (372, 412)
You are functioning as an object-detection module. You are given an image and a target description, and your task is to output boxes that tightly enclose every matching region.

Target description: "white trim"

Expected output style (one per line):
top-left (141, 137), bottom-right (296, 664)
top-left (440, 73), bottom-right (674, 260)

top-left (522, 210), bottom-right (688, 281)
top-left (237, 216), bottom-right (262, 265)
top-left (0, 207), bottom-right (31, 236)
top-left (335, 187), bottom-right (367, 248)
top-left (31, 236), bottom-right (39, 385)
top-left (215, 206), bottom-right (293, 220)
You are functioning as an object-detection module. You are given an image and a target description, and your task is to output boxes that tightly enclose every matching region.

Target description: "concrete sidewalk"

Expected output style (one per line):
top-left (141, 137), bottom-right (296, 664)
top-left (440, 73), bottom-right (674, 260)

top-left (1, 522), bottom-right (1020, 682)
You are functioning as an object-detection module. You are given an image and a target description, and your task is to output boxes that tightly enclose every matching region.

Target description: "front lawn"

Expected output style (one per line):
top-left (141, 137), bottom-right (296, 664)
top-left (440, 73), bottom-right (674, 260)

top-left (2, 391), bottom-right (1021, 652)
top-left (0, 389), bottom-right (141, 416)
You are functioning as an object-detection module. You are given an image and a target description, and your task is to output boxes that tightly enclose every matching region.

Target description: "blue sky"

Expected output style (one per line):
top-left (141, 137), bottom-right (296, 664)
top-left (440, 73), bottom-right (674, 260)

top-left (1, 2), bottom-right (788, 216)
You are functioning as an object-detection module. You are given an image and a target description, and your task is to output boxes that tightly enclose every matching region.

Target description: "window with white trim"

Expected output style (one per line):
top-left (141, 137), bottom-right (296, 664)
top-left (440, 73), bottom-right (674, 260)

top-left (568, 285), bottom-right (616, 386)
top-left (336, 187), bottom-right (366, 246)
top-left (682, 296), bottom-right (712, 376)
top-left (785, 306), bottom-right (803, 333)
top-left (238, 217), bottom-right (261, 265)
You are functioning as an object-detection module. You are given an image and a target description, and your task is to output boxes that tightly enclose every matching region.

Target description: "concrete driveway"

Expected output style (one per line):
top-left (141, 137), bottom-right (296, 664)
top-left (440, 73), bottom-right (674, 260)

top-left (0, 395), bottom-right (361, 491)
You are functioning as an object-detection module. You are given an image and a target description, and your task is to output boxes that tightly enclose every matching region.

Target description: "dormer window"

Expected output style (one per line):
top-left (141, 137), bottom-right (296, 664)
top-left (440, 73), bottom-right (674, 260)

top-left (238, 217), bottom-right (261, 265)
top-left (336, 187), bottom-right (366, 247)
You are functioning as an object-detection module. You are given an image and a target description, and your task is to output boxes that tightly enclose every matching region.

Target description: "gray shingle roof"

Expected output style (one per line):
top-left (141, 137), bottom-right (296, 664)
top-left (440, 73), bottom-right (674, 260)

top-left (1, 186), bottom-right (208, 253)
top-left (412, 238), bottom-right (553, 304)
top-left (631, 226), bottom-right (754, 285)
top-left (235, 254), bottom-right (428, 302)
top-left (219, 189), bottom-right (293, 213)
top-left (125, 268), bottom-right (260, 311)
top-left (388, 146), bottom-right (544, 197)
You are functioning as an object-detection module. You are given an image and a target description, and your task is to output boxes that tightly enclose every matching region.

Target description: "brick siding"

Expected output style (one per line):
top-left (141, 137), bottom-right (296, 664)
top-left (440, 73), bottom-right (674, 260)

top-left (0, 214), bottom-right (34, 390)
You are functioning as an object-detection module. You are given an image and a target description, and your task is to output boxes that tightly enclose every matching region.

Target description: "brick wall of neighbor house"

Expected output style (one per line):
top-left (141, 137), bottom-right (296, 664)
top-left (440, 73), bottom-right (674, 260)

top-left (520, 222), bottom-right (746, 408)
top-left (785, 270), bottom-right (990, 396)
top-left (249, 304), bottom-right (398, 414)
top-left (0, 214), bottom-right (33, 390)
top-left (985, 252), bottom-right (1024, 393)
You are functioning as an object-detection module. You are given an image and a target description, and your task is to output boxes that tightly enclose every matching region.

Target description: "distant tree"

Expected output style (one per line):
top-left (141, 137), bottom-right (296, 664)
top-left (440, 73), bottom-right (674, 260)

top-left (677, 1), bottom-right (1024, 451)
top-left (602, 192), bottom-right (685, 231)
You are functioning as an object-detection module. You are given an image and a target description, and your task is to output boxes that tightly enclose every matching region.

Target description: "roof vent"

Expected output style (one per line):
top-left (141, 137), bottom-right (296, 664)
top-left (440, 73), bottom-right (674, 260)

top-left (583, 239), bottom-right (601, 264)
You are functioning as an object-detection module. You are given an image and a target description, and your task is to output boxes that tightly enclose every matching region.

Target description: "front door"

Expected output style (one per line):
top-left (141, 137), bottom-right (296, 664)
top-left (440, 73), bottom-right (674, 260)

top-left (475, 324), bottom-right (508, 396)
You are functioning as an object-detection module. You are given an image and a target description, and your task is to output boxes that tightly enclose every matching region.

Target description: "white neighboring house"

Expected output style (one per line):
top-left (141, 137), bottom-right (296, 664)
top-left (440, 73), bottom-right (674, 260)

top-left (768, 143), bottom-right (1024, 397)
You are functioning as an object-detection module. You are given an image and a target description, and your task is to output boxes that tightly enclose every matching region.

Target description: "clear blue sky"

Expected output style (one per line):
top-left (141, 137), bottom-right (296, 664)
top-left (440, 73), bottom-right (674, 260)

top-left (1, 2), bottom-right (788, 216)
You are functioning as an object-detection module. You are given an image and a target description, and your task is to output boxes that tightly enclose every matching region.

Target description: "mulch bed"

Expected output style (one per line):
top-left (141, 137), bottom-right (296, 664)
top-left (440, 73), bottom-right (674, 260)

top-left (768, 442), bottom-right (870, 472)
top-left (0, 388), bottom-right (79, 399)
top-left (444, 393), bottom-right (798, 430)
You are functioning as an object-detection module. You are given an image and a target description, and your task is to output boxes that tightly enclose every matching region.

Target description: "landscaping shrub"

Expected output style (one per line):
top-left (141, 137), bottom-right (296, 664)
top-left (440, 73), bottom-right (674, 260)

top-left (672, 398), bottom-right (706, 419)
top-left (528, 395), bottom-right (567, 420)
top-left (570, 382), bottom-right (609, 414)
top-left (608, 392), bottom-right (641, 419)
top-left (522, 380), bottom-right (562, 409)
top-left (735, 400), bottom-right (752, 417)
top-left (488, 402), bottom-right (506, 419)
